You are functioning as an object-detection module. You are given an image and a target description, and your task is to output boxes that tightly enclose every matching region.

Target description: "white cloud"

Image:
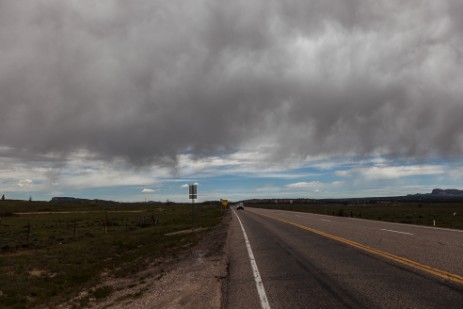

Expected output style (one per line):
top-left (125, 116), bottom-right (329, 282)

top-left (17, 179), bottom-right (33, 187)
top-left (336, 164), bottom-right (446, 180)
top-left (175, 148), bottom-right (312, 182)
top-left (0, 153), bottom-right (171, 195)
top-left (286, 181), bottom-right (322, 189)
top-left (141, 188), bottom-right (155, 193)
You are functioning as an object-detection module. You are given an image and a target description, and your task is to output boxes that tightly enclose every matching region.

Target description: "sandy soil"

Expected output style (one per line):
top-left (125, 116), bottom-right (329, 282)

top-left (59, 212), bottom-right (231, 309)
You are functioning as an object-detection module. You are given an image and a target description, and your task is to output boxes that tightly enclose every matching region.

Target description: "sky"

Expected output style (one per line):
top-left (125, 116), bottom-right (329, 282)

top-left (1, 0), bottom-right (463, 202)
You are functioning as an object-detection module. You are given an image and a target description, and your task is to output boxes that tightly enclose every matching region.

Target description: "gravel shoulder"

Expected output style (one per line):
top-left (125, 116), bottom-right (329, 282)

top-left (59, 211), bottom-right (231, 309)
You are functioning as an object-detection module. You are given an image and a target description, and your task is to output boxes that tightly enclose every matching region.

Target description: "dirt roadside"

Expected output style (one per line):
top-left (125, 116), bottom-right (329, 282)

top-left (58, 211), bottom-right (231, 309)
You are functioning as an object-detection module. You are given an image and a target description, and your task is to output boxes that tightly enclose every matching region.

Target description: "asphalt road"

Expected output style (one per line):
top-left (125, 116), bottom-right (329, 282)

top-left (224, 208), bottom-right (463, 308)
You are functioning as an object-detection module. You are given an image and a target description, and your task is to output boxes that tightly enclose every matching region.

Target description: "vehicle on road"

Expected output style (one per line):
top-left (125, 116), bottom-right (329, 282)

top-left (237, 202), bottom-right (244, 210)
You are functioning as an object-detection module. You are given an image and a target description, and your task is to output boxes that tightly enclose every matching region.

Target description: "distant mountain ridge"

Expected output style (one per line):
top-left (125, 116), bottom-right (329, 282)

top-left (50, 189), bottom-right (463, 205)
top-left (241, 189), bottom-right (463, 204)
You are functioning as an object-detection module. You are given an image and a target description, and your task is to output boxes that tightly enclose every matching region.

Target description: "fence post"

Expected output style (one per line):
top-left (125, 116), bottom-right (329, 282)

top-left (104, 213), bottom-right (108, 234)
top-left (27, 221), bottom-right (31, 246)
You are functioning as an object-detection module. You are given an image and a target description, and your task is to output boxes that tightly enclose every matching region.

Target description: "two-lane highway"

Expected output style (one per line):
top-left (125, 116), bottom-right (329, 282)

top-left (224, 208), bottom-right (463, 308)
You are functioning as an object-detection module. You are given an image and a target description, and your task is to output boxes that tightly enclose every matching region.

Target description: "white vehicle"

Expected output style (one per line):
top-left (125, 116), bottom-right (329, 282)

top-left (237, 202), bottom-right (244, 210)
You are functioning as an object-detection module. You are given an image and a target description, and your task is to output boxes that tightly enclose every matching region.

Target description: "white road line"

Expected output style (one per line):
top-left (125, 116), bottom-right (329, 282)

top-left (233, 211), bottom-right (271, 309)
top-left (380, 228), bottom-right (414, 235)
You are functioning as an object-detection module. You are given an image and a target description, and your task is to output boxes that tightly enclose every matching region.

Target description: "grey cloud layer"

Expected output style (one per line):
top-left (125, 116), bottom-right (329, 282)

top-left (1, 0), bottom-right (462, 165)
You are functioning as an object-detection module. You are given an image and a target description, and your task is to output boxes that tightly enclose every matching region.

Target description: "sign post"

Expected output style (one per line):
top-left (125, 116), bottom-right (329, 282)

top-left (189, 184), bottom-right (197, 231)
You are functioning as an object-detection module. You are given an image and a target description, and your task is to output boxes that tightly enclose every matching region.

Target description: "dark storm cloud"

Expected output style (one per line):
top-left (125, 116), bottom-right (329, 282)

top-left (1, 0), bottom-right (462, 166)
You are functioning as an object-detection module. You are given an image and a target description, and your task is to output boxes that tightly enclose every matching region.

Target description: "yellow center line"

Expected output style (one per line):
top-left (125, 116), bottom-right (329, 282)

top-left (259, 212), bottom-right (463, 285)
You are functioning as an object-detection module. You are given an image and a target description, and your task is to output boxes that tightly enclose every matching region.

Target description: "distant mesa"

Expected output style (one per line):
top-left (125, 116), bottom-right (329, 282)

top-left (50, 197), bottom-right (117, 204)
top-left (430, 188), bottom-right (463, 196)
top-left (50, 197), bottom-right (84, 202)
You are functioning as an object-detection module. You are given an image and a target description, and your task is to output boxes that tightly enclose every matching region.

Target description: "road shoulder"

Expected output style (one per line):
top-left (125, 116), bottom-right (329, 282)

top-left (58, 211), bottom-right (231, 309)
